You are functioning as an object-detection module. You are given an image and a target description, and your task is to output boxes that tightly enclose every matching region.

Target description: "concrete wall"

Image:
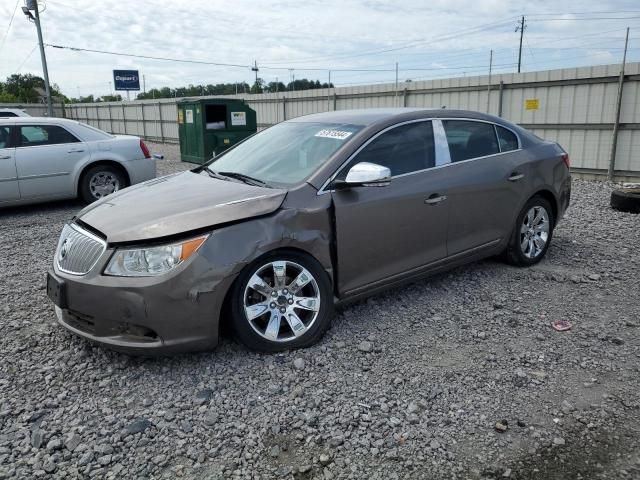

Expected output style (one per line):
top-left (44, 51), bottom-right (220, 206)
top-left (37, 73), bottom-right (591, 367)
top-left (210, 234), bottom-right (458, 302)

top-left (14, 62), bottom-right (640, 179)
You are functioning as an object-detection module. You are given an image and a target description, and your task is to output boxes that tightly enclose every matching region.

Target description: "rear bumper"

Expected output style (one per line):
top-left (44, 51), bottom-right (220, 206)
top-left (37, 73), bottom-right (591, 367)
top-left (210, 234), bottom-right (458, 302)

top-left (558, 175), bottom-right (571, 221)
top-left (124, 158), bottom-right (157, 185)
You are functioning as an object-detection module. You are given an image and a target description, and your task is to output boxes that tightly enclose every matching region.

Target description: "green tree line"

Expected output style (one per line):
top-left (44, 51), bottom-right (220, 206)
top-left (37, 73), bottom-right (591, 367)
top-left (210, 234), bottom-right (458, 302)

top-left (0, 74), bottom-right (334, 104)
top-left (0, 74), bottom-right (68, 103)
top-left (136, 78), bottom-right (334, 100)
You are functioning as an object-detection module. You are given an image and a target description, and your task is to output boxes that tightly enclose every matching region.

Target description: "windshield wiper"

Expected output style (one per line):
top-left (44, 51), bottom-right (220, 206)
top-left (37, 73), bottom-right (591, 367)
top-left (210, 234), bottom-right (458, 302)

top-left (202, 166), bottom-right (231, 181)
top-left (218, 171), bottom-right (271, 188)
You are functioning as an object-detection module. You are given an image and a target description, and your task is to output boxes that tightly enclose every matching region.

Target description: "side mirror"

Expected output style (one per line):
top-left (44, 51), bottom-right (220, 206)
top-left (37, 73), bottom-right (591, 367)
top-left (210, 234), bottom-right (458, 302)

top-left (335, 162), bottom-right (391, 189)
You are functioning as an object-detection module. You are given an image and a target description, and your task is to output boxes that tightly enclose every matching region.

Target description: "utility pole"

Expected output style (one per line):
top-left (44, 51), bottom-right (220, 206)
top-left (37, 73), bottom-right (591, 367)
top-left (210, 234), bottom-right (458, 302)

top-left (608, 27), bottom-right (630, 180)
top-left (23, 0), bottom-right (53, 116)
top-left (394, 62), bottom-right (399, 106)
top-left (143, 75), bottom-right (146, 95)
top-left (516, 15), bottom-right (525, 74)
top-left (251, 60), bottom-right (259, 90)
top-left (487, 49), bottom-right (493, 113)
top-left (327, 70), bottom-right (331, 111)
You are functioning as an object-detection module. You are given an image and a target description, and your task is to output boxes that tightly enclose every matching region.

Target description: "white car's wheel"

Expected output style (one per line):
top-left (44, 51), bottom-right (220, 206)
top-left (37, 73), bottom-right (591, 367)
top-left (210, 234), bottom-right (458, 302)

top-left (80, 165), bottom-right (127, 203)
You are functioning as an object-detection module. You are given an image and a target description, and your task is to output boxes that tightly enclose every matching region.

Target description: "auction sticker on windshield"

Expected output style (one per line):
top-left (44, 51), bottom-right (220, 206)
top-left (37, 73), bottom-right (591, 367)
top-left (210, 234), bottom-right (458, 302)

top-left (315, 129), bottom-right (353, 140)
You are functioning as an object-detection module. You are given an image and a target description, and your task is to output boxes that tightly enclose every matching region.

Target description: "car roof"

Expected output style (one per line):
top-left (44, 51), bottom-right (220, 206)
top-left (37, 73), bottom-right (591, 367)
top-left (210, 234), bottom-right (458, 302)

top-left (289, 108), bottom-right (514, 127)
top-left (289, 108), bottom-right (434, 126)
top-left (0, 116), bottom-right (80, 125)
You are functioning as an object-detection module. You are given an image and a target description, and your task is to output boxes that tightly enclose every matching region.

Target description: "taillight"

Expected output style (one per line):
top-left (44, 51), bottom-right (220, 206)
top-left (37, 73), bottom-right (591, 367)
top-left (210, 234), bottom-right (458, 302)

top-left (561, 153), bottom-right (570, 168)
top-left (140, 140), bottom-right (151, 159)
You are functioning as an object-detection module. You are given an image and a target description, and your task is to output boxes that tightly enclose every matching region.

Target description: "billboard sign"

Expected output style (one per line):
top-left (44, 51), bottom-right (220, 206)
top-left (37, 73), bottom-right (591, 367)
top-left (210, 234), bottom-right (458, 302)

top-left (113, 70), bottom-right (140, 91)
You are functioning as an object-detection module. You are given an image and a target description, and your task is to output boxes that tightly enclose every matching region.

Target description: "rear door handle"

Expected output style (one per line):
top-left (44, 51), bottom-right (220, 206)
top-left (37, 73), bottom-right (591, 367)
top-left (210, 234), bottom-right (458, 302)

top-left (425, 194), bottom-right (447, 205)
top-left (67, 148), bottom-right (85, 153)
top-left (508, 172), bottom-right (525, 182)
top-left (0, 155), bottom-right (11, 159)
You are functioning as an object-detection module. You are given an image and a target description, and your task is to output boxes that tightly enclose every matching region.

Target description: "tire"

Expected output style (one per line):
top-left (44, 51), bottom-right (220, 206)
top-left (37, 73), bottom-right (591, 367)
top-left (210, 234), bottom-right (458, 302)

top-left (230, 251), bottom-right (333, 352)
top-left (79, 165), bottom-right (127, 203)
top-left (611, 188), bottom-right (640, 214)
top-left (505, 195), bottom-right (555, 266)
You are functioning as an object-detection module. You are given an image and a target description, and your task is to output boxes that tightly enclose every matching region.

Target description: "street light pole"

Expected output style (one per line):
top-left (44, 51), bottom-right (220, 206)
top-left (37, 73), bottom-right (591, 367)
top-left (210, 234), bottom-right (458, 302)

top-left (31, 2), bottom-right (54, 117)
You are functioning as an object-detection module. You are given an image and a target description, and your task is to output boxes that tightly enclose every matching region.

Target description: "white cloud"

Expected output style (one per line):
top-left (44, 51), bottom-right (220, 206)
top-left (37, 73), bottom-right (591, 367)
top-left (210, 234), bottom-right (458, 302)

top-left (0, 0), bottom-right (637, 97)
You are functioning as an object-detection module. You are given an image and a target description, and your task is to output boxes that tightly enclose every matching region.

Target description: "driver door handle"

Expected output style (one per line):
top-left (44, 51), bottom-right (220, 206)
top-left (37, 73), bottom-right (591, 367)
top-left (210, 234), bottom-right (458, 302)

top-left (67, 148), bottom-right (85, 153)
top-left (425, 194), bottom-right (447, 205)
top-left (0, 155), bottom-right (11, 159)
top-left (508, 172), bottom-right (525, 182)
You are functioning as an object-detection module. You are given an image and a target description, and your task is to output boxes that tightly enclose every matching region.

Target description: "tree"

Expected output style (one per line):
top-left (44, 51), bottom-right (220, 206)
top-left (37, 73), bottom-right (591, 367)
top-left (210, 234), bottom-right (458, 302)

top-left (265, 81), bottom-right (286, 93)
top-left (250, 78), bottom-right (265, 94)
top-left (0, 74), bottom-right (67, 103)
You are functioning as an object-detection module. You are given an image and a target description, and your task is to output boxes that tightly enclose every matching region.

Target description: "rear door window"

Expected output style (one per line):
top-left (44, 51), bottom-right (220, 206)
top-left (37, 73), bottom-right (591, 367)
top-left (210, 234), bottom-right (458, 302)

top-left (0, 127), bottom-right (11, 148)
top-left (0, 112), bottom-right (17, 117)
top-left (18, 125), bottom-right (80, 147)
top-left (496, 125), bottom-right (519, 152)
top-left (351, 121), bottom-right (436, 176)
top-left (442, 120), bottom-right (499, 162)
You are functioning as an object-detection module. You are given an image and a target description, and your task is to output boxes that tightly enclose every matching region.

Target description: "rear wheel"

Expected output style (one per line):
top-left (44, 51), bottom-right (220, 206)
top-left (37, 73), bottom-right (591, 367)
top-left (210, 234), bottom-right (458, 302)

top-left (505, 196), bottom-right (554, 266)
top-left (80, 165), bottom-right (127, 203)
top-left (230, 252), bottom-right (333, 352)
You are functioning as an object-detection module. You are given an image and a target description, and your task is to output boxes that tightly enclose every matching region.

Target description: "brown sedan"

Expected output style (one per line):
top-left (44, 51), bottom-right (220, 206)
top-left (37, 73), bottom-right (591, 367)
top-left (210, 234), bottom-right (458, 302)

top-left (47, 108), bottom-right (571, 353)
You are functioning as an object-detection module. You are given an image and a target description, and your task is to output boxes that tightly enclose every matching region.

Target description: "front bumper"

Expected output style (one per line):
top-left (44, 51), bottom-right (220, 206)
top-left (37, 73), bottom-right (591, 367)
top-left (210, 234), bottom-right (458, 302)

top-left (48, 251), bottom-right (235, 355)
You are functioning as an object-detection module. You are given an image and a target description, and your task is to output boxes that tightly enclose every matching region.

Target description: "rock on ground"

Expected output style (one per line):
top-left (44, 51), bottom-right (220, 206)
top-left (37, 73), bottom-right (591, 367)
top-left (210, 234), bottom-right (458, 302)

top-left (0, 147), bottom-right (639, 479)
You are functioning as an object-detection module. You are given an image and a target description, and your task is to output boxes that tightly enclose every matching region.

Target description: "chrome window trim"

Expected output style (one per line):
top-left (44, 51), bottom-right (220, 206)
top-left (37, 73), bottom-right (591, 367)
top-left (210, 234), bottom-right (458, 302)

top-left (317, 116), bottom-right (522, 195)
top-left (56, 223), bottom-right (107, 276)
top-left (432, 119), bottom-right (451, 166)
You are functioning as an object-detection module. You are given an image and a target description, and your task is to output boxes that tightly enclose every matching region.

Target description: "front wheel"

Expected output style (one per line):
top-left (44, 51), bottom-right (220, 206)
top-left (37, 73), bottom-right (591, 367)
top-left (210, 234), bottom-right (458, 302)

top-left (80, 165), bottom-right (127, 203)
top-left (230, 252), bottom-right (333, 352)
top-left (505, 196), bottom-right (554, 266)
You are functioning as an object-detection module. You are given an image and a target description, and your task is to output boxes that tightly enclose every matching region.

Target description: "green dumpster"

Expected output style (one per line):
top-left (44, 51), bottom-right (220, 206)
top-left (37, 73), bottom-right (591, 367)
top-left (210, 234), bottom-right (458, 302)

top-left (177, 98), bottom-right (257, 164)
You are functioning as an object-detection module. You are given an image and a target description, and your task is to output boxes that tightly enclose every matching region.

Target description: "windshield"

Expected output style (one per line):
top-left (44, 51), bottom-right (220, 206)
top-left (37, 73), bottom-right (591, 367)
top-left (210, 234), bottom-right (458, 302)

top-left (207, 121), bottom-right (363, 187)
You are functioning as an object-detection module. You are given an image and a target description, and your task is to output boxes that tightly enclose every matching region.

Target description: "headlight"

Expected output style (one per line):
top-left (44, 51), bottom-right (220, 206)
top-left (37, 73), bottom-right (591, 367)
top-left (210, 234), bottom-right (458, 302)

top-left (104, 235), bottom-right (208, 277)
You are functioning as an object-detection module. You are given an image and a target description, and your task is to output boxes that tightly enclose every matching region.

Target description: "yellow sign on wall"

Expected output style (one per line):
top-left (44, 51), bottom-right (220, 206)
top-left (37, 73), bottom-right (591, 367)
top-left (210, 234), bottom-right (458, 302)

top-left (525, 99), bottom-right (540, 110)
top-left (178, 110), bottom-right (184, 124)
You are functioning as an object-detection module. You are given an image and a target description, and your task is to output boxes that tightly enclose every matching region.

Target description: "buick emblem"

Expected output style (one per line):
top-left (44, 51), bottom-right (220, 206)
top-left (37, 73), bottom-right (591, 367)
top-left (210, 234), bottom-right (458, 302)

top-left (59, 239), bottom-right (71, 261)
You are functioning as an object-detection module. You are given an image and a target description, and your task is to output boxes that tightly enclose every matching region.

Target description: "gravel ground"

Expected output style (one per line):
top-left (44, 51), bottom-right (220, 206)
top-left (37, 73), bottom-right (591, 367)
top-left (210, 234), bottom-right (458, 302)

top-left (1, 142), bottom-right (639, 480)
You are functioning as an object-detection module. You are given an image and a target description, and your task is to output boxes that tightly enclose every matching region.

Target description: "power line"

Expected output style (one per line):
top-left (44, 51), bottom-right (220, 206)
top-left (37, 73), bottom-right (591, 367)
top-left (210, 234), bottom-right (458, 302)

top-left (524, 32), bottom-right (537, 65)
top-left (260, 17), bottom-right (518, 65)
top-left (15, 44), bottom-right (39, 74)
top-left (0, 0), bottom-right (21, 54)
top-left (47, 44), bottom-right (253, 69)
top-left (528, 16), bottom-right (640, 21)
top-left (46, 42), bottom-right (518, 75)
top-left (525, 10), bottom-right (640, 16)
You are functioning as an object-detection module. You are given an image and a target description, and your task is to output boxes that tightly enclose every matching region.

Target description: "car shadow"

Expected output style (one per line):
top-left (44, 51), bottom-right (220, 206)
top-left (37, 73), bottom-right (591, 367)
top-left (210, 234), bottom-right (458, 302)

top-left (0, 198), bottom-right (85, 218)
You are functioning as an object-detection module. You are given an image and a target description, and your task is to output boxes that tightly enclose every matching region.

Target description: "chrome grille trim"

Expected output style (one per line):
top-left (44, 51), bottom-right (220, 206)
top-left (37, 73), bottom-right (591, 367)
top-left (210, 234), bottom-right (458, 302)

top-left (56, 224), bottom-right (107, 275)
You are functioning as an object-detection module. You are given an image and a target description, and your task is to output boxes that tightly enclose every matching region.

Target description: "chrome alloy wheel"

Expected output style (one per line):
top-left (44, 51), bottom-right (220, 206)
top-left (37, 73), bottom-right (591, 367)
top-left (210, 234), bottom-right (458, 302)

top-left (243, 260), bottom-right (321, 343)
top-left (520, 205), bottom-right (550, 259)
top-left (89, 171), bottom-right (120, 199)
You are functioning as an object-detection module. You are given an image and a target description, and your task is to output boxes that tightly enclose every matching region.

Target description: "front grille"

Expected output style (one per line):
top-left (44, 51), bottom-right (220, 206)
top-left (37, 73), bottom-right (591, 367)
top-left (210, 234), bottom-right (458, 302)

top-left (56, 224), bottom-right (106, 275)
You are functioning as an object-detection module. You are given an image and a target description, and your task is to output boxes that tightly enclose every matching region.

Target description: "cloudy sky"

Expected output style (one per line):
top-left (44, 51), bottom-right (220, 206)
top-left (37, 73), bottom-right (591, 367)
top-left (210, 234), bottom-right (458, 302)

top-left (1, 0), bottom-right (639, 98)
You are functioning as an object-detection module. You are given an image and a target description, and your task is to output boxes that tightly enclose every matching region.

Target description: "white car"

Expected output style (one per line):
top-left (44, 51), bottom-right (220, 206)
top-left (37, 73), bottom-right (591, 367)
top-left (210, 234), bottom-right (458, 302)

top-left (0, 108), bottom-right (30, 117)
top-left (0, 117), bottom-right (156, 207)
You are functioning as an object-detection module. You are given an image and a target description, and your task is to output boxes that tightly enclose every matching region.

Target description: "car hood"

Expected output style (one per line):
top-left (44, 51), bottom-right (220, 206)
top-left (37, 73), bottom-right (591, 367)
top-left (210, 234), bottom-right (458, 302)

top-left (76, 171), bottom-right (287, 243)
